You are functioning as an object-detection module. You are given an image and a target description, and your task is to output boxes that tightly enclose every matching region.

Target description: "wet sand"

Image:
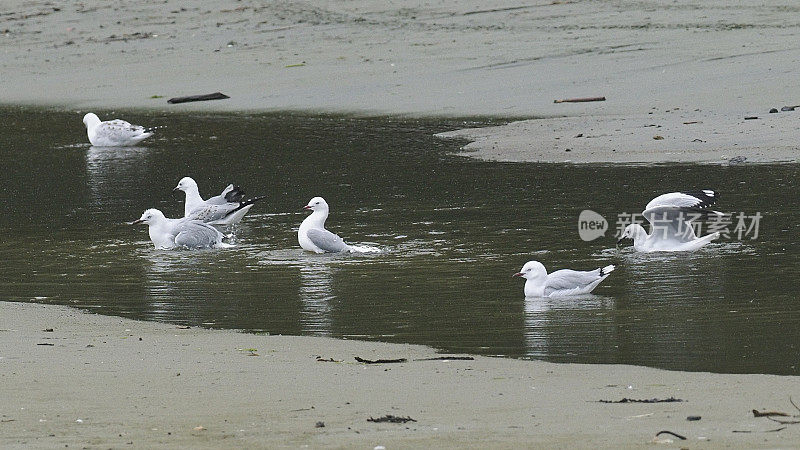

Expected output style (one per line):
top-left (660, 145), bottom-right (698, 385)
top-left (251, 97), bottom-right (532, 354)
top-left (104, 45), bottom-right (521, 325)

top-left (3, 301), bottom-right (800, 448)
top-left (3, 1), bottom-right (800, 162)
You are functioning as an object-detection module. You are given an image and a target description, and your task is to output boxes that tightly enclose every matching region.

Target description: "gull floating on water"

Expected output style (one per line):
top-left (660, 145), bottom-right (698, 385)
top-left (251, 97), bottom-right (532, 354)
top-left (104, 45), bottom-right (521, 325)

top-left (513, 261), bottom-right (615, 297)
top-left (299, 197), bottom-right (380, 253)
top-left (82, 113), bottom-right (159, 147)
top-left (130, 209), bottom-right (231, 249)
top-left (174, 177), bottom-right (265, 226)
top-left (617, 190), bottom-right (721, 252)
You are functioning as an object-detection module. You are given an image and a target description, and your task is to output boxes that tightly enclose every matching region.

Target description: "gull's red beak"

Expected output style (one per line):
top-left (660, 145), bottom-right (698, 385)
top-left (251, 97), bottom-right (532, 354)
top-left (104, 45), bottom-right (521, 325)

top-left (512, 272), bottom-right (523, 277)
top-left (129, 219), bottom-right (144, 225)
top-left (303, 205), bottom-right (312, 210)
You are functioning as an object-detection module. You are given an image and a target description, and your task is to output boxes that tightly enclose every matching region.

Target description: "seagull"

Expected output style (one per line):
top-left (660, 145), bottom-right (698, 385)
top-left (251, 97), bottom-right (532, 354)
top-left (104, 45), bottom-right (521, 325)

top-left (173, 177), bottom-right (265, 226)
top-left (617, 190), bottom-right (721, 252)
top-left (82, 113), bottom-right (159, 146)
top-left (299, 197), bottom-right (380, 253)
top-left (129, 209), bottom-right (231, 249)
top-left (513, 261), bottom-right (615, 297)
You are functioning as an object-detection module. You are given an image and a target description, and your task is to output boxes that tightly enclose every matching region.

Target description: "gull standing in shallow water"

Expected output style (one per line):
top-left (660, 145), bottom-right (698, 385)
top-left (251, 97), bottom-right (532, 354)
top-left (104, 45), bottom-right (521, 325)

top-left (130, 209), bottom-right (231, 249)
top-left (513, 261), bottom-right (615, 297)
top-left (298, 197), bottom-right (380, 253)
top-left (82, 113), bottom-right (159, 146)
top-left (173, 177), bottom-right (265, 226)
top-left (617, 190), bottom-right (722, 252)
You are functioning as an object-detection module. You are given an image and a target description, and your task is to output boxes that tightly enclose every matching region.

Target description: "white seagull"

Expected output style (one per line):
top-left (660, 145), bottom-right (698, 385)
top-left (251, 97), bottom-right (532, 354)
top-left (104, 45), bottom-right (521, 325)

top-left (617, 190), bottom-right (721, 252)
top-left (82, 113), bottom-right (158, 146)
top-left (173, 177), bottom-right (265, 226)
top-left (513, 261), bottom-right (615, 297)
top-left (130, 209), bottom-right (230, 249)
top-left (298, 197), bottom-right (380, 253)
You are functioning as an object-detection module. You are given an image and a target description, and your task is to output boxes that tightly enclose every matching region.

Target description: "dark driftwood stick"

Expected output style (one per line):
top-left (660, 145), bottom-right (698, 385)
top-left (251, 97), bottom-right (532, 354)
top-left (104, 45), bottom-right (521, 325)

top-left (168, 92), bottom-right (230, 104)
top-left (367, 415), bottom-right (417, 423)
top-left (753, 409), bottom-right (790, 417)
top-left (354, 356), bottom-right (407, 364)
top-left (598, 397), bottom-right (682, 404)
top-left (656, 430), bottom-right (686, 440)
top-left (554, 96), bottom-right (606, 103)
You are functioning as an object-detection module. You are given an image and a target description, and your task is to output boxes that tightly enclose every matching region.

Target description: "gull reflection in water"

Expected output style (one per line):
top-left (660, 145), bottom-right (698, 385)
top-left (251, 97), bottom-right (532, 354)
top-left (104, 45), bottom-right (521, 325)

top-left (85, 145), bottom-right (151, 207)
top-left (524, 295), bottom-right (614, 360)
top-left (140, 249), bottom-right (215, 321)
top-left (297, 257), bottom-right (337, 336)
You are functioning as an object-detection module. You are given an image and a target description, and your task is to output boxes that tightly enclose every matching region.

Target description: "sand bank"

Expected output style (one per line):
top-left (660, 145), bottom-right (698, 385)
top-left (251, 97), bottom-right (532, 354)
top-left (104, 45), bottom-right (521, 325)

top-left (3, 1), bottom-right (800, 163)
top-left (3, 301), bottom-right (800, 448)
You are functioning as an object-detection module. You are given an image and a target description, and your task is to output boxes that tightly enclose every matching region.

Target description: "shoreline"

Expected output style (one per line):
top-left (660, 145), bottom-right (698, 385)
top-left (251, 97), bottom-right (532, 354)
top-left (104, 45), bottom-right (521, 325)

top-left (3, 301), bottom-right (800, 448)
top-left (4, 1), bottom-right (800, 163)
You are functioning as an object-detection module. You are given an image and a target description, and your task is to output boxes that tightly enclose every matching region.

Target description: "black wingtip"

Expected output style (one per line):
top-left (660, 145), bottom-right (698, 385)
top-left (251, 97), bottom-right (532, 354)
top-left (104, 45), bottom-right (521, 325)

top-left (224, 185), bottom-right (245, 203)
top-left (680, 189), bottom-right (718, 209)
top-left (225, 195), bottom-right (268, 217)
top-left (240, 195), bottom-right (267, 208)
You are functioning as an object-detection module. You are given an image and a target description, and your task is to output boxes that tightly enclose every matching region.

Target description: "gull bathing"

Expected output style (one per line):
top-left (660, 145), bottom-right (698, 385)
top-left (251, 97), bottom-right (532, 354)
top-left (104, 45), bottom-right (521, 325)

top-left (174, 177), bottom-right (265, 226)
top-left (299, 197), bottom-right (380, 253)
top-left (513, 261), bottom-right (615, 297)
top-left (83, 113), bottom-right (159, 147)
top-left (617, 190), bottom-right (721, 252)
top-left (130, 209), bottom-right (231, 249)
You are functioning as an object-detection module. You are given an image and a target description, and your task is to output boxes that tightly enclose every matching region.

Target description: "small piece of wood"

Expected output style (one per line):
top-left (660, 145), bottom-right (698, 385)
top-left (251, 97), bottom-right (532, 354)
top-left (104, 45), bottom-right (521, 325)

top-left (367, 415), bottom-right (416, 423)
top-left (655, 430), bottom-right (686, 440)
top-left (168, 92), bottom-right (230, 104)
top-left (355, 356), bottom-right (407, 364)
top-left (554, 96), bottom-right (606, 103)
top-left (599, 397), bottom-right (683, 404)
top-left (753, 409), bottom-right (790, 417)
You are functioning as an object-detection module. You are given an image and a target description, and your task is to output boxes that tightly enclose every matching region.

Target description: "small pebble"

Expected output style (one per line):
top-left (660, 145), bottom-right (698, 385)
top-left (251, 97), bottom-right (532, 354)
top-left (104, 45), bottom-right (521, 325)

top-left (687, 415), bottom-right (701, 421)
top-left (769, 108), bottom-right (779, 113)
top-left (315, 421), bottom-right (325, 428)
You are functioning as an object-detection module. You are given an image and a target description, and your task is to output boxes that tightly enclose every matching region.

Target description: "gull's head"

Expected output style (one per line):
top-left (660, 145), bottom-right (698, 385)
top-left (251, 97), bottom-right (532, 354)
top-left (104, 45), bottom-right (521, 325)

top-left (303, 196), bottom-right (328, 212)
top-left (173, 176), bottom-right (198, 193)
top-left (513, 260), bottom-right (546, 280)
top-left (129, 208), bottom-right (165, 225)
top-left (617, 224), bottom-right (636, 245)
top-left (82, 113), bottom-right (100, 128)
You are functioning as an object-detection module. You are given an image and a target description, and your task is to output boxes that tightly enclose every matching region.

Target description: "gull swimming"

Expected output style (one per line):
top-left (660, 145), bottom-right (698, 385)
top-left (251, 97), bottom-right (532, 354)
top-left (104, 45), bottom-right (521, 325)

top-left (174, 177), bottom-right (265, 226)
top-left (617, 190), bottom-right (721, 252)
top-left (82, 113), bottom-right (159, 147)
top-left (130, 209), bottom-right (231, 249)
top-left (299, 197), bottom-right (380, 253)
top-left (513, 261), bottom-right (615, 297)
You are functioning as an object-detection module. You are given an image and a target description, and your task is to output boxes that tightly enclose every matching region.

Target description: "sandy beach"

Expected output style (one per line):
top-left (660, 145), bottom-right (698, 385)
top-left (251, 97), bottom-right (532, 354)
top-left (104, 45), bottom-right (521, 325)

top-left (3, 301), bottom-right (800, 448)
top-left (3, 0), bottom-right (800, 162)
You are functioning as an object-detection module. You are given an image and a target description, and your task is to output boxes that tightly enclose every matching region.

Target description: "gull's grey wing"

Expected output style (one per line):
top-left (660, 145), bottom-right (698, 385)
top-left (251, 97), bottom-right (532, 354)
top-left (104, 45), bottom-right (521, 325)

top-left (205, 184), bottom-right (236, 205)
top-left (645, 190), bottom-right (717, 210)
top-left (544, 268), bottom-right (604, 297)
top-left (173, 221), bottom-right (222, 248)
top-left (306, 228), bottom-right (350, 253)
top-left (186, 202), bottom-right (240, 223)
top-left (642, 205), bottom-right (700, 243)
top-left (95, 120), bottom-right (151, 142)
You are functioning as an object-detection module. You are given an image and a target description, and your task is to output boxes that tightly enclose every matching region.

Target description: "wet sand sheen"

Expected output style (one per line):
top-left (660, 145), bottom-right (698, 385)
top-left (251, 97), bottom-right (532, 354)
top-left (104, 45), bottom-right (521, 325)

top-left (4, 301), bottom-right (800, 448)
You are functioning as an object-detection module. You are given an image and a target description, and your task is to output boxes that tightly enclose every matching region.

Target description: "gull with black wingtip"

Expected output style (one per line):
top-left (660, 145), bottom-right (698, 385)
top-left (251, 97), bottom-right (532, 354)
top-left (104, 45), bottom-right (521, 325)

top-left (617, 190), bottom-right (722, 252)
top-left (513, 261), bottom-right (615, 297)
